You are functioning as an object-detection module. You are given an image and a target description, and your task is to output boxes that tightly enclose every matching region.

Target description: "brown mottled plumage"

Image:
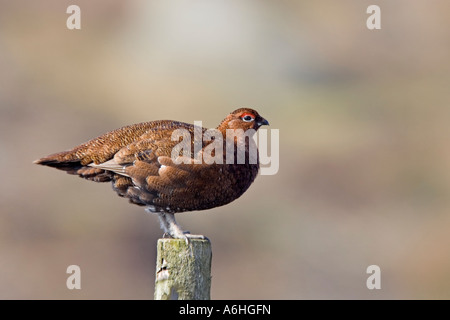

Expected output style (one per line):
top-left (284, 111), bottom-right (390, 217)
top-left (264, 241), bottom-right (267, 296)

top-left (34, 108), bottom-right (269, 239)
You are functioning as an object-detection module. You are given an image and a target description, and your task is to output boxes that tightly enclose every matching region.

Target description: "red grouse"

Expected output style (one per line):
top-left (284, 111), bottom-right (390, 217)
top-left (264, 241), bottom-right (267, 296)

top-left (34, 108), bottom-right (269, 240)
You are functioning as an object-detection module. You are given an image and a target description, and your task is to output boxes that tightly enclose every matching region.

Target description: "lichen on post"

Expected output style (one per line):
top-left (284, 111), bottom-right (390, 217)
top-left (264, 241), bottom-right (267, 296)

top-left (154, 238), bottom-right (212, 300)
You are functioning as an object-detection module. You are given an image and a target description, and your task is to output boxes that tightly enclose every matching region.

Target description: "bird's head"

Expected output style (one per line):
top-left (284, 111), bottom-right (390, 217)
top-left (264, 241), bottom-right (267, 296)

top-left (217, 108), bottom-right (269, 134)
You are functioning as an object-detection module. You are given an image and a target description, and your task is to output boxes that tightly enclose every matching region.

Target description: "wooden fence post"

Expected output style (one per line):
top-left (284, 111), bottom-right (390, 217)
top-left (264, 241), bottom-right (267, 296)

top-left (154, 238), bottom-right (212, 300)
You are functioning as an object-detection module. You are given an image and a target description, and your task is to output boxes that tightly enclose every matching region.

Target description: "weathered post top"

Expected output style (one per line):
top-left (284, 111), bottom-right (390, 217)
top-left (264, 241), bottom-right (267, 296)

top-left (154, 238), bottom-right (212, 300)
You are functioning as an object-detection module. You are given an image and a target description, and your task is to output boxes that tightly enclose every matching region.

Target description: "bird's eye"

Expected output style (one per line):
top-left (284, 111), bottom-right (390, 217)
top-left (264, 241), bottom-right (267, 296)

top-left (241, 114), bottom-right (255, 122)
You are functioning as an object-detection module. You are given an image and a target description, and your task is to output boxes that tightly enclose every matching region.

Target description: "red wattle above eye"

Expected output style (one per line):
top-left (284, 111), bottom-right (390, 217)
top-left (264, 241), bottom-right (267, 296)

top-left (241, 113), bottom-right (255, 119)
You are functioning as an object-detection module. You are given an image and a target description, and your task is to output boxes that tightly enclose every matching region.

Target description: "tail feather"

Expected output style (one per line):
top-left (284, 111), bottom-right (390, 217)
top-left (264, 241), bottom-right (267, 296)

top-left (34, 154), bottom-right (112, 182)
top-left (34, 155), bottom-right (83, 173)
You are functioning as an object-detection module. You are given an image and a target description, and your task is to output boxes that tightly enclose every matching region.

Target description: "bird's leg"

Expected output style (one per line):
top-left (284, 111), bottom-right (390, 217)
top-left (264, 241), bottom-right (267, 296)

top-left (159, 212), bottom-right (185, 239)
top-left (162, 213), bottom-right (207, 243)
top-left (156, 212), bottom-right (171, 238)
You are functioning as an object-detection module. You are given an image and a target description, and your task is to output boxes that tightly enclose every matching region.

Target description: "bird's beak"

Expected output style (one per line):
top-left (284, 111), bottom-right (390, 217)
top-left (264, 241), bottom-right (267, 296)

top-left (257, 118), bottom-right (269, 126)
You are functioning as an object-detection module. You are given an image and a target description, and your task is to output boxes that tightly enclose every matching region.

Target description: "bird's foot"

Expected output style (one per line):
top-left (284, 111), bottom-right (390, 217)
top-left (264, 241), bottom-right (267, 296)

top-left (158, 212), bottom-right (208, 244)
top-left (183, 231), bottom-right (209, 243)
top-left (165, 231), bottom-right (208, 245)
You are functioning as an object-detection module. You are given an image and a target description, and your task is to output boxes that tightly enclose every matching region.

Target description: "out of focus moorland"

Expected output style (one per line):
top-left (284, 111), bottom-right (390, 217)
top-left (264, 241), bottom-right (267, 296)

top-left (1, 0), bottom-right (450, 299)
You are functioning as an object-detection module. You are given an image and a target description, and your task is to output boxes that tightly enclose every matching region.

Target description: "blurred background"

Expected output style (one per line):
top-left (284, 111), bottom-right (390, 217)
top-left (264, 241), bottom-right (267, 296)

top-left (1, 0), bottom-right (450, 299)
